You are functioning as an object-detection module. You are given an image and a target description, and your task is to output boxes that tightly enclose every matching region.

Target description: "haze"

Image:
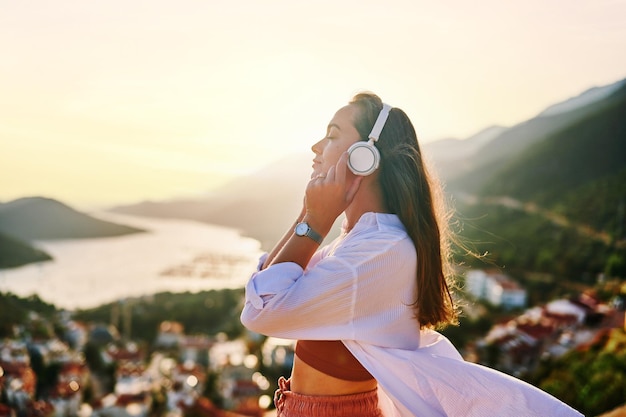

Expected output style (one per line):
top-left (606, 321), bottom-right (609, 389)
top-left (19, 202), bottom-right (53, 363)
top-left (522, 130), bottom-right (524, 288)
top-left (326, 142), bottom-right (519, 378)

top-left (1, 0), bottom-right (625, 207)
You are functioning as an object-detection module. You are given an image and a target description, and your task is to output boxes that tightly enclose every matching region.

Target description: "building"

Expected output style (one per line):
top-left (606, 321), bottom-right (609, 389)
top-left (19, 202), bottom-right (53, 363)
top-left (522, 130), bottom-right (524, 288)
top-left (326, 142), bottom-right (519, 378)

top-left (466, 269), bottom-right (527, 309)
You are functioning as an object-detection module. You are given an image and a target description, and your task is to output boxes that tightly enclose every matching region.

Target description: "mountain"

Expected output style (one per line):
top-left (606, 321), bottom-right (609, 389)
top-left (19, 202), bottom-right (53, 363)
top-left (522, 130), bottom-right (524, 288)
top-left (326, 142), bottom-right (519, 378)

top-left (110, 77), bottom-right (626, 280)
top-left (0, 231), bottom-right (52, 269)
top-left (482, 84), bottom-right (626, 207)
top-left (454, 82), bottom-right (626, 282)
top-left (0, 197), bottom-right (145, 241)
top-left (111, 153), bottom-right (314, 249)
top-left (537, 79), bottom-right (626, 117)
top-left (424, 125), bottom-right (508, 180)
top-left (426, 125), bottom-right (508, 159)
top-left (428, 78), bottom-right (626, 194)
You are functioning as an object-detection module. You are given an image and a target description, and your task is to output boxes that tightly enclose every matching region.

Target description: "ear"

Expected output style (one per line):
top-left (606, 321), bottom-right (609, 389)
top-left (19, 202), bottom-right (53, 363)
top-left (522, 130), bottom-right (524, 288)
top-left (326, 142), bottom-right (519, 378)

top-left (347, 140), bottom-right (380, 176)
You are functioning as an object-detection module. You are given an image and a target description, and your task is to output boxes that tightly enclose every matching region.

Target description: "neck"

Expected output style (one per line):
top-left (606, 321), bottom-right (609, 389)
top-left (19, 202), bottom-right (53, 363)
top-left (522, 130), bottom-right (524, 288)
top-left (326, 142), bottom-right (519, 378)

top-left (344, 177), bottom-right (387, 232)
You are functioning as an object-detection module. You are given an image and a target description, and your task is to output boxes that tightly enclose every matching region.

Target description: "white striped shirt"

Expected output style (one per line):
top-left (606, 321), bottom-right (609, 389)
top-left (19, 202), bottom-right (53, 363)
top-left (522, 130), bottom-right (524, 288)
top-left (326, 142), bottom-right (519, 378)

top-left (241, 212), bottom-right (582, 417)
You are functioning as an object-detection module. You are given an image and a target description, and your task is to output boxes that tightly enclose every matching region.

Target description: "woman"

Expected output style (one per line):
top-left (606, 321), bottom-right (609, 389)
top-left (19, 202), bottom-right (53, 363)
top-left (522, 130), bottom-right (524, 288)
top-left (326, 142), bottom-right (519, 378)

top-left (241, 93), bottom-right (582, 417)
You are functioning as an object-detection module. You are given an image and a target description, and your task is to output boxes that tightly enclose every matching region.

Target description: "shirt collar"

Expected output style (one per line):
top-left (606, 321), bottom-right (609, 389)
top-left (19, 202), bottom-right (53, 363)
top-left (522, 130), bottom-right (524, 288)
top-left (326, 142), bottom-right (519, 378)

top-left (341, 212), bottom-right (405, 234)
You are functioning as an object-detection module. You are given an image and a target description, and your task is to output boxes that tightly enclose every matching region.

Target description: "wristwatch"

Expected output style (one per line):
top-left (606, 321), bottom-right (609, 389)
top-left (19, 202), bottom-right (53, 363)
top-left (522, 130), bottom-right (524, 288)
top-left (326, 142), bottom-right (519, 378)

top-left (294, 222), bottom-right (323, 244)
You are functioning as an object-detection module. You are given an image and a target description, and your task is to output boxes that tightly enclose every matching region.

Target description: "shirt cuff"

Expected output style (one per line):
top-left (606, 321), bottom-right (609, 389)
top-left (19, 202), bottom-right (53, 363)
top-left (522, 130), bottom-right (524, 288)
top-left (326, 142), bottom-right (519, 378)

top-left (256, 253), bottom-right (269, 271)
top-left (245, 261), bottom-right (304, 309)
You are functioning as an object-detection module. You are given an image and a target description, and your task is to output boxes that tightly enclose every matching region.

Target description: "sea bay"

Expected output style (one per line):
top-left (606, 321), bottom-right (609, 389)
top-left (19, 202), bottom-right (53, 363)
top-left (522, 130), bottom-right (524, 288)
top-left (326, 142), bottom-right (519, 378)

top-left (0, 212), bottom-right (263, 310)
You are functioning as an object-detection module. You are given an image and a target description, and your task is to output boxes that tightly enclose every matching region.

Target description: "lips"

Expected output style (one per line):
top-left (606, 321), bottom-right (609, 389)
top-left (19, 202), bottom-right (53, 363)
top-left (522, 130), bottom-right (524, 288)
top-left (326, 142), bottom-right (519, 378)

top-left (311, 160), bottom-right (322, 178)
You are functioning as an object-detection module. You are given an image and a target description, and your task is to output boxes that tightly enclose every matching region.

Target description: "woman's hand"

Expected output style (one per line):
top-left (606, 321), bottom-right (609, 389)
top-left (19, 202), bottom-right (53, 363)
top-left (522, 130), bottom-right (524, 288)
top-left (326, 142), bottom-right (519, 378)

top-left (304, 152), bottom-right (363, 236)
top-left (265, 153), bottom-right (361, 269)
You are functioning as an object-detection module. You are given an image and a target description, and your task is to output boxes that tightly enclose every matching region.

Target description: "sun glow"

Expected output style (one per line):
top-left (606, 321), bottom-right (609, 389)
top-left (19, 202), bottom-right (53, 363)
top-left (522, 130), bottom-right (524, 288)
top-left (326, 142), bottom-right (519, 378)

top-left (1, 0), bottom-right (625, 207)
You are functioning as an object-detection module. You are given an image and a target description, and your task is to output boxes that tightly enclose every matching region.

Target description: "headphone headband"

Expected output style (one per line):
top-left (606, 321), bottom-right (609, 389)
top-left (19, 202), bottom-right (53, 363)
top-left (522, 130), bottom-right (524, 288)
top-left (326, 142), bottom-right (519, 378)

top-left (368, 103), bottom-right (392, 142)
top-left (347, 101), bottom-right (392, 176)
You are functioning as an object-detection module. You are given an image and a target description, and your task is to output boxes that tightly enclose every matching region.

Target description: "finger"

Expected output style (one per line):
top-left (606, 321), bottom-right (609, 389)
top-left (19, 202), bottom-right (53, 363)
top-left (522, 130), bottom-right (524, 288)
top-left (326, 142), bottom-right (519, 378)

top-left (326, 165), bottom-right (336, 182)
top-left (336, 151), bottom-right (349, 183)
top-left (309, 172), bottom-right (327, 183)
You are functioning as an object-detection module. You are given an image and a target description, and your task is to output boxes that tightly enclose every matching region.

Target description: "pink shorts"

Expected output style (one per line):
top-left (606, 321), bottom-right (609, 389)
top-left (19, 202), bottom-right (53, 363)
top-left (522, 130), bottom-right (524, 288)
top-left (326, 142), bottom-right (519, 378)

top-left (274, 376), bottom-right (383, 417)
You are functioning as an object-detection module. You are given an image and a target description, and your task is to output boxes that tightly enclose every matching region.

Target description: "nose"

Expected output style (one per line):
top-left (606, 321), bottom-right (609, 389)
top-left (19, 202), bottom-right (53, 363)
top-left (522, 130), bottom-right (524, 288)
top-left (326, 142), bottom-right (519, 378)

top-left (311, 137), bottom-right (324, 154)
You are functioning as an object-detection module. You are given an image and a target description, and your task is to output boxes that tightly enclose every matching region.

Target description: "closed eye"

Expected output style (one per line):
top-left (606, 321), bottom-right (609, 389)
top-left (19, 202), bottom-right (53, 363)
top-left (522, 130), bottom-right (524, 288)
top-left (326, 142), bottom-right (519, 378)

top-left (326, 125), bottom-right (340, 139)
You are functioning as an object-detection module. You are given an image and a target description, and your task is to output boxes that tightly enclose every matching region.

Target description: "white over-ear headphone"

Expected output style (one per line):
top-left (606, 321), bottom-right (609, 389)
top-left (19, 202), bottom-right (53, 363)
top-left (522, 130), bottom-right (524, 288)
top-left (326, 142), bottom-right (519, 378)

top-left (347, 103), bottom-right (392, 176)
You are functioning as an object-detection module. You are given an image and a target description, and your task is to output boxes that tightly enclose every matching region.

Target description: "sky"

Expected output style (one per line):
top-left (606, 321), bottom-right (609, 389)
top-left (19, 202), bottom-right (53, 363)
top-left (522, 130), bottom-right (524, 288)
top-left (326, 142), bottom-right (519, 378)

top-left (1, 0), bottom-right (625, 209)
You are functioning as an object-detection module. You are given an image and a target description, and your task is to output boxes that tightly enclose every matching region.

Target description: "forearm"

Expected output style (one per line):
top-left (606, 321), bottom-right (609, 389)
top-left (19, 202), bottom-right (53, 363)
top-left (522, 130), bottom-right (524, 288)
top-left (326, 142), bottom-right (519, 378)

top-left (241, 249), bottom-right (358, 340)
top-left (266, 152), bottom-right (358, 270)
top-left (262, 207), bottom-right (306, 269)
top-left (268, 215), bottom-right (333, 269)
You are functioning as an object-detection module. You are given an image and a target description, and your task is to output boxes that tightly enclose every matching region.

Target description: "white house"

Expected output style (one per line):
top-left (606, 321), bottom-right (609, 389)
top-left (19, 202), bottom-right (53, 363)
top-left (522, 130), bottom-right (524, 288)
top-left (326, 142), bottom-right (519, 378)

top-left (466, 270), bottom-right (527, 309)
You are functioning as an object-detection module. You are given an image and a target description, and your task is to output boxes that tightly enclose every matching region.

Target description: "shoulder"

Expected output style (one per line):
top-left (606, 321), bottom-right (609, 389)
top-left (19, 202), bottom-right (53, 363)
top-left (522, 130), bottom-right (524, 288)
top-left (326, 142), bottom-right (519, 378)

top-left (344, 212), bottom-right (411, 246)
top-left (332, 213), bottom-right (415, 265)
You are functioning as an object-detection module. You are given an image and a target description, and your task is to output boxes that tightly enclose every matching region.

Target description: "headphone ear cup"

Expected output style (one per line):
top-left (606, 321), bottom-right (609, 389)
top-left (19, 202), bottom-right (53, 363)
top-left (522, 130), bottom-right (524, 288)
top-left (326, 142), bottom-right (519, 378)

top-left (347, 141), bottom-right (380, 176)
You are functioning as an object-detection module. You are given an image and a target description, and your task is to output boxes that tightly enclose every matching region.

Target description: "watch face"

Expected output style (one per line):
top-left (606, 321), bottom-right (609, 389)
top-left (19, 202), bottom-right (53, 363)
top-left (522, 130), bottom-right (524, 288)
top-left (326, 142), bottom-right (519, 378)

top-left (295, 222), bottom-right (309, 236)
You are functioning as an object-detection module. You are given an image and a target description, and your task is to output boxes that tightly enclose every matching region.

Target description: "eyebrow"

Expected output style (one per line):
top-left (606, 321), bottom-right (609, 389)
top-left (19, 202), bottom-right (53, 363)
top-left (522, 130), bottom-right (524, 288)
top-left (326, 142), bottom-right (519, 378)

top-left (327, 123), bottom-right (341, 131)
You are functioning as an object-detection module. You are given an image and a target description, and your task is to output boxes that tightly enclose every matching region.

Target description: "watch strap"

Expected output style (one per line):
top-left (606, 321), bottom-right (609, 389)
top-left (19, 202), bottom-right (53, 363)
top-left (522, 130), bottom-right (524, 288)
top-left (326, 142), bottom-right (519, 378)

top-left (295, 222), bottom-right (323, 244)
top-left (305, 225), bottom-right (323, 244)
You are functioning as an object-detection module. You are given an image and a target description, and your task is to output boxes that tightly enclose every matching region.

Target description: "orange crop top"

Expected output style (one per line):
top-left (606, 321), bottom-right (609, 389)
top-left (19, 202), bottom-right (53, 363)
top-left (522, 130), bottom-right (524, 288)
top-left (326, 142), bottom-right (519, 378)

top-left (295, 340), bottom-right (374, 381)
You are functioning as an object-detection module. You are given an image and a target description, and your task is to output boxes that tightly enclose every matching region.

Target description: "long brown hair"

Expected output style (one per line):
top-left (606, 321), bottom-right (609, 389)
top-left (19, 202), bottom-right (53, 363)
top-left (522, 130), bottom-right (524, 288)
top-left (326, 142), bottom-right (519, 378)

top-left (350, 92), bottom-right (457, 328)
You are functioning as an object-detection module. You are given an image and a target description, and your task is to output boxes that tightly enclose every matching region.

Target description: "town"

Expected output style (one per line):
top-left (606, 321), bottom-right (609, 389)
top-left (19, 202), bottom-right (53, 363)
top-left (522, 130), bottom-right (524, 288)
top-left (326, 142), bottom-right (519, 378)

top-left (1, 269), bottom-right (624, 417)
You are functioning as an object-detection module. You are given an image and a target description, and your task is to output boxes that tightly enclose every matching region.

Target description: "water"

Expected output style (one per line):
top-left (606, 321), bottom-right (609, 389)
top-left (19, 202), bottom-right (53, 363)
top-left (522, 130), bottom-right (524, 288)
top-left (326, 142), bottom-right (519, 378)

top-left (0, 212), bottom-right (263, 310)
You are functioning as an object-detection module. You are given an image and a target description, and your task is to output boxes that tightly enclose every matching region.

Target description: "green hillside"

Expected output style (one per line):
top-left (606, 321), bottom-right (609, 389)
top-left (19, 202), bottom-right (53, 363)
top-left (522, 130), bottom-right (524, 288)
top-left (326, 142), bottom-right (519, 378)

top-left (526, 328), bottom-right (626, 417)
top-left (448, 81), bottom-right (626, 195)
top-left (0, 231), bottom-right (52, 269)
top-left (454, 84), bottom-right (626, 284)
top-left (0, 196), bottom-right (146, 269)
top-left (0, 292), bottom-right (57, 337)
top-left (482, 84), bottom-right (626, 236)
top-left (73, 289), bottom-right (245, 342)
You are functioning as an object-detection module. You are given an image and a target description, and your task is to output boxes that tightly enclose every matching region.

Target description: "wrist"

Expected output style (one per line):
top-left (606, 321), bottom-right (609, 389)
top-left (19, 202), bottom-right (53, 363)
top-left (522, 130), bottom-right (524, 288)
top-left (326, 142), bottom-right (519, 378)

top-left (301, 214), bottom-right (333, 239)
top-left (294, 221), bottom-right (323, 244)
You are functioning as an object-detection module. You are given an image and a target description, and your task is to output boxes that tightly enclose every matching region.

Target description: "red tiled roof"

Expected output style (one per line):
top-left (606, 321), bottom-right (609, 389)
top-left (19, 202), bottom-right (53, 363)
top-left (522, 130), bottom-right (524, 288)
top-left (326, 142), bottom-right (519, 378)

top-left (516, 323), bottom-right (554, 340)
top-left (116, 393), bottom-right (148, 406)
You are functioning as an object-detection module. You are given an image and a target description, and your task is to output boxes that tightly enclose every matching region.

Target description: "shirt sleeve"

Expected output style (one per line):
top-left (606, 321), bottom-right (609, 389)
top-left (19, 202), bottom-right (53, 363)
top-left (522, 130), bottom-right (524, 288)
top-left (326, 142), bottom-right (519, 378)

top-left (243, 247), bottom-right (328, 310)
top-left (240, 230), bottom-right (418, 344)
top-left (240, 251), bottom-right (359, 340)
